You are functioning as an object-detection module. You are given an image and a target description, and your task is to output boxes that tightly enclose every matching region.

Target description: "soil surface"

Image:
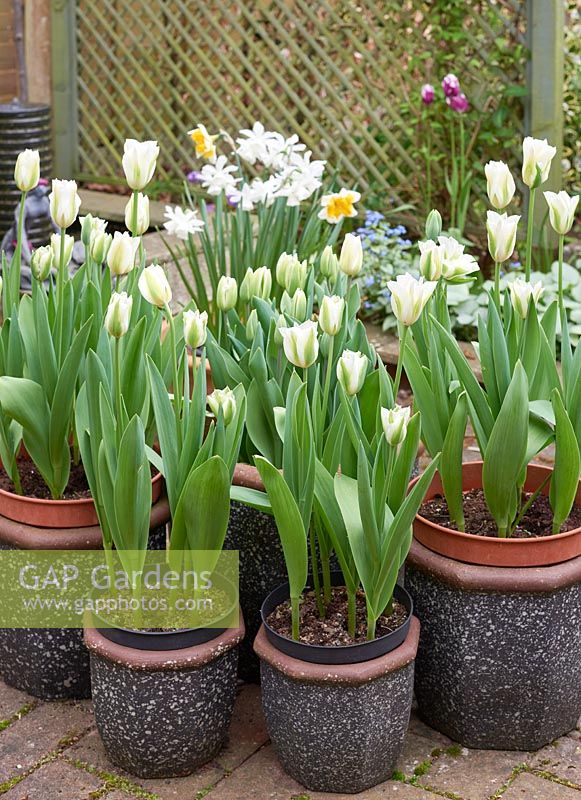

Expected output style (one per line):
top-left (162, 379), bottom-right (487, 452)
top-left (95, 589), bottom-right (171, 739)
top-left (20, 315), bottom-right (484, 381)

top-left (420, 488), bottom-right (581, 538)
top-left (267, 586), bottom-right (408, 646)
top-left (0, 452), bottom-right (91, 500)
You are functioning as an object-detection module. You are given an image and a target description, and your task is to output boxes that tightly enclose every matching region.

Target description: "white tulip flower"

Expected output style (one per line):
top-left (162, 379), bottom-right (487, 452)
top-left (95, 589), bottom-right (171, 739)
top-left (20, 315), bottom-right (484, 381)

top-left (484, 160), bottom-right (516, 209)
top-left (89, 231), bottom-right (112, 265)
top-left (253, 266), bottom-right (272, 300)
top-left (216, 276), bottom-right (238, 311)
top-left (339, 233), bottom-right (363, 277)
top-left (319, 245), bottom-right (339, 281)
top-left (14, 149), bottom-right (40, 192)
top-left (207, 387), bottom-right (237, 426)
top-left (49, 179), bottom-right (81, 229)
top-left (138, 264), bottom-right (172, 308)
top-left (486, 211), bottom-right (520, 263)
top-left (125, 192), bottom-right (150, 236)
top-left (438, 236), bottom-right (479, 282)
top-left (30, 245), bottom-right (53, 281)
top-left (107, 231), bottom-right (140, 277)
top-left (284, 257), bottom-right (308, 295)
top-left (279, 320), bottom-right (319, 369)
top-left (122, 139), bottom-right (159, 191)
top-left (381, 404), bottom-right (411, 446)
top-left (50, 233), bottom-right (75, 267)
top-left (105, 292), bottom-right (133, 338)
top-left (387, 273), bottom-right (437, 326)
top-left (275, 252), bottom-right (296, 287)
top-left (543, 191), bottom-right (579, 236)
top-left (289, 288), bottom-right (307, 321)
top-left (522, 137), bottom-right (556, 189)
top-left (419, 240), bottom-right (443, 281)
top-left (80, 214), bottom-right (108, 246)
top-left (246, 308), bottom-right (259, 341)
top-left (509, 279), bottom-right (544, 319)
top-left (336, 349), bottom-right (368, 396)
top-left (319, 295), bottom-right (345, 336)
top-left (183, 309), bottom-right (208, 349)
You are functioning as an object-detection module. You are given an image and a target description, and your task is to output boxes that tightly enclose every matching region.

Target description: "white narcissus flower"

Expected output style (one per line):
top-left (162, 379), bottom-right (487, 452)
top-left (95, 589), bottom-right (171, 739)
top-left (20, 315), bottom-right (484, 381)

top-left (522, 137), bottom-right (557, 188)
top-left (339, 233), bottom-right (363, 277)
top-left (486, 211), bottom-right (520, 263)
top-left (200, 155), bottom-right (240, 196)
top-left (107, 231), bottom-right (140, 276)
top-left (543, 191), bottom-right (579, 236)
top-left (509, 279), bottom-right (544, 319)
top-left (183, 309), bottom-right (208, 349)
top-left (90, 231), bottom-right (112, 265)
top-left (14, 149), bottom-right (40, 192)
top-left (216, 276), bottom-right (238, 311)
top-left (30, 245), bottom-right (53, 281)
top-left (138, 264), bottom-right (172, 308)
top-left (336, 350), bottom-right (368, 396)
top-left (318, 295), bottom-right (345, 336)
top-left (381, 405), bottom-right (411, 446)
top-left (49, 179), bottom-right (81, 229)
top-left (207, 387), bottom-right (237, 426)
top-left (50, 233), bottom-right (74, 267)
top-left (438, 236), bottom-right (479, 282)
top-left (484, 160), bottom-right (516, 210)
top-left (125, 193), bottom-right (150, 236)
top-left (236, 122), bottom-right (280, 165)
top-left (418, 240), bottom-right (443, 280)
top-left (279, 320), bottom-right (319, 369)
top-left (122, 139), bottom-right (159, 191)
top-left (387, 274), bottom-right (437, 326)
top-left (163, 205), bottom-right (204, 240)
top-left (318, 188), bottom-right (361, 223)
top-left (105, 292), bottom-right (133, 338)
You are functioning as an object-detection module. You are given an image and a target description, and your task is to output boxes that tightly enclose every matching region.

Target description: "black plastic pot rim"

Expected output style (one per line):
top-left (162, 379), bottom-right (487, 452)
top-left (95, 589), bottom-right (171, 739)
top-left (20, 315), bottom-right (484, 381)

top-left (260, 573), bottom-right (413, 665)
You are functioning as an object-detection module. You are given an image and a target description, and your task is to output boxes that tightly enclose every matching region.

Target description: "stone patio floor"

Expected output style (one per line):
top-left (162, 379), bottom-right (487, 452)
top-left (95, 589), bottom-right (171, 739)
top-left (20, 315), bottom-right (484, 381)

top-left (0, 679), bottom-right (579, 800)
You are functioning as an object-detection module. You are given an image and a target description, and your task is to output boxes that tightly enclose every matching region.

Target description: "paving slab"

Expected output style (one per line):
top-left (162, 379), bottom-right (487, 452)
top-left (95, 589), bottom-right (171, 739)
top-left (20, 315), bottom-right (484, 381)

top-left (308, 780), bottom-right (440, 799)
top-left (407, 712), bottom-right (454, 747)
top-left (416, 746), bottom-right (530, 800)
top-left (502, 771), bottom-right (581, 799)
top-left (203, 744), bottom-right (305, 799)
top-left (0, 700), bottom-right (93, 783)
top-left (2, 758), bottom-right (103, 799)
top-left (214, 684), bottom-right (270, 772)
top-left (395, 732), bottom-right (446, 777)
top-left (530, 735), bottom-right (581, 786)
top-left (0, 680), bottom-right (35, 722)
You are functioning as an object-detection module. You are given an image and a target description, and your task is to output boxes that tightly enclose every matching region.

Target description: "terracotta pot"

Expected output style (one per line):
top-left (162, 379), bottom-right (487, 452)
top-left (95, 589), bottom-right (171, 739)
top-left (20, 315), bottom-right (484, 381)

top-left (406, 538), bottom-right (581, 749)
top-left (412, 461), bottom-right (581, 567)
top-left (254, 617), bottom-right (420, 793)
top-left (85, 613), bottom-right (244, 778)
top-left (0, 496), bottom-right (170, 699)
top-left (0, 469), bottom-right (163, 529)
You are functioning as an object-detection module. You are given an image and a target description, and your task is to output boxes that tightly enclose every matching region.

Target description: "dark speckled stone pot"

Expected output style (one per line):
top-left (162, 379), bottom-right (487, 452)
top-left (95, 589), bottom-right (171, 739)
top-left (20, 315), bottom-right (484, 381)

top-left (406, 538), bottom-right (581, 750)
top-left (85, 614), bottom-right (244, 778)
top-left (254, 617), bottom-right (420, 793)
top-left (0, 498), bottom-right (170, 700)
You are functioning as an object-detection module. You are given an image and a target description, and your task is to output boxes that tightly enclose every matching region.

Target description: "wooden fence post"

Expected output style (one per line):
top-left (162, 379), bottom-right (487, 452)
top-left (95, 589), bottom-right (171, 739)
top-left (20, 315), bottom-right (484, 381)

top-left (51, 0), bottom-right (78, 178)
top-left (526, 0), bottom-right (565, 244)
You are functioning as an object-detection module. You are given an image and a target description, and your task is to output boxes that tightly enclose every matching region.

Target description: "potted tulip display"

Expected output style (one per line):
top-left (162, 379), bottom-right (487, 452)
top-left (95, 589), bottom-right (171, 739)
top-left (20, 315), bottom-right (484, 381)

top-left (404, 140), bottom-right (581, 750)
top-left (83, 266), bottom-right (246, 778)
top-left (250, 278), bottom-right (440, 793)
top-left (0, 143), bottom-right (166, 699)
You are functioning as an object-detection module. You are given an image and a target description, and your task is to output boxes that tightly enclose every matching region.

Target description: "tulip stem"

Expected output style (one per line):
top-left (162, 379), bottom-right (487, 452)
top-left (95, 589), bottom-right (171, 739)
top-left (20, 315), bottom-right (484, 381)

top-left (558, 235), bottom-right (564, 313)
top-left (9, 190), bottom-right (26, 307)
top-left (525, 187), bottom-right (536, 281)
top-left (130, 190), bottom-right (138, 237)
top-left (114, 336), bottom-right (123, 448)
top-left (494, 262), bottom-right (501, 309)
top-left (56, 227), bottom-right (67, 364)
top-left (165, 304), bottom-right (182, 449)
top-left (319, 335), bottom-right (335, 454)
top-left (393, 325), bottom-right (408, 400)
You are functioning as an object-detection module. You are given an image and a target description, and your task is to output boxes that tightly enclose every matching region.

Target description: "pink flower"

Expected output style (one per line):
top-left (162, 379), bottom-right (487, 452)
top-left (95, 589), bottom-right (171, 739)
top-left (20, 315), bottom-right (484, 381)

top-left (442, 73), bottom-right (460, 98)
top-left (421, 84), bottom-right (435, 105)
top-left (446, 93), bottom-right (469, 113)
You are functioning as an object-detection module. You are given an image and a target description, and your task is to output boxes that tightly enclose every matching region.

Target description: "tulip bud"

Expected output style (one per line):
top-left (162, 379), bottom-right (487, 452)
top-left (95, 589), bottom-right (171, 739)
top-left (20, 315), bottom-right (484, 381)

top-left (381, 405), bottom-right (411, 446)
top-left (50, 233), bottom-right (75, 267)
top-left (105, 292), bottom-right (133, 338)
top-left (80, 214), bottom-right (107, 247)
top-left (246, 308), bottom-right (258, 341)
top-left (509, 279), bottom-right (544, 319)
top-left (275, 252), bottom-right (295, 287)
top-left (425, 209), bottom-right (442, 241)
top-left (207, 387), bottom-right (237, 426)
top-left (418, 240), bottom-right (443, 281)
top-left (279, 320), bottom-right (319, 369)
top-left (387, 274), bottom-right (437, 326)
top-left (336, 349), bottom-right (367, 396)
top-left (216, 276), bottom-right (238, 311)
top-left (49, 179), bottom-right (81, 229)
top-left (290, 288), bottom-right (307, 321)
top-left (273, 314), bottom-right (286, 346)
top-left (484, 161), bottom-right (516, 210)
top-left (14, 149), bottom-right (40, 192)
top-left (253, 266), bottom-right (272, 300)
top-left (319, 245), bottom-right (339, 281)
top-left (522, 137), bottom-right (556, 189)
top-left (284, 257), bottom-right (308, 295)
top-left (122, 138), bottom-right (160, 191)
top-left (183, 309), bottom-right (208, 349)
top-left (138, 264), bottom-right (172, 308)
top-left (239, 268), bottom-right (255, 303)
top-left (90, 231), bottom-right (112, 265)
top-left (30, 245), bottom-right (53, 281)
top-left (486, 211), bottom-right (520, 264)
top-left (107, 231), bottom-right (140, 276)
top-left (339, 233), bottom-right (363, 277)
top-left (318, 294), bottom-right (345, 336)
top-left (543, 191), bottom-right (579, 236)
top-left (125, 192), bottom-right (150, 236)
